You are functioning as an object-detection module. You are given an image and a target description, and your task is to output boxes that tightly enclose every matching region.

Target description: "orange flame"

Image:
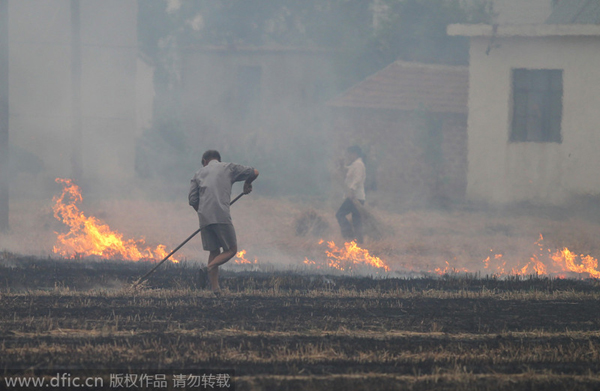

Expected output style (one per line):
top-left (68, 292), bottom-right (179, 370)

top-left (303, 257), bottom-right (317, 267)
top-left (305, 240), bottom-right (390, 272)
top-left (52, 178), bottom-right (178, 262)
top-left (551, 248), bottom-right (600, 278)
top-left (434, 261), bottom-right (469, 275)
top-left (476, 234), bottom-right (598, 278)
top-left (531, 254), bottom-right (547, 275)
top-left (432, 233), bottom-right (600, 279)
top-left (326, 241), bottom-right (390, 272)
top-left (234, 249), bottom-right (257, 265)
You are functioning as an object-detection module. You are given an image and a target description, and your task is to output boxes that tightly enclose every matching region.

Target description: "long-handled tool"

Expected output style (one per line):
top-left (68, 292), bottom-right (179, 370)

top-left (132, 192), bottom-right (245, 288)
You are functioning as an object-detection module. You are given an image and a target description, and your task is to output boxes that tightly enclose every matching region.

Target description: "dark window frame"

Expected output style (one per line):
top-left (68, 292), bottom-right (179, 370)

top-left (510, 68), bottom-right (563, 143)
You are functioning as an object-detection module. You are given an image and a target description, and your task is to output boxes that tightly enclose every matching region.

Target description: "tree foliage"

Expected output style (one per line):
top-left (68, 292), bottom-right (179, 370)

top-left (139, 0), bottom-right (491, 85)
top-left (136, 0), bottom-right (492, 190)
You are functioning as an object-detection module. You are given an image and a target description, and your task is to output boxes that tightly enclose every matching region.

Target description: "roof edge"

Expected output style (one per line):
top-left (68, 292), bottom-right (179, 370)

top-left (390, 60), bottom-right (468, 72)
top-left (448, 23), bottom-right (600, 37)
top-left (326, 60), bottom-right (467, 108)
top-left (181, 44), bottom-right (334, 54)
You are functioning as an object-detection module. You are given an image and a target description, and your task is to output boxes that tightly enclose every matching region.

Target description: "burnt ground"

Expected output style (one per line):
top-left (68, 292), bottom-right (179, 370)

top-left (1, 257), bottom-right (600, 390)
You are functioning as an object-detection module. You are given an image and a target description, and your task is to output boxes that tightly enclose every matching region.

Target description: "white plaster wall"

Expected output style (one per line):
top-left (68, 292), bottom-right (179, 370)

top-left (467, 35), bottom-right (600, 204)
top-left (9, 0), bottom-right (73, 179)
top-left (135, 56), bottom-right (155, 137)
top-left (8, 0), bottom-right (138, 196)
top-left (80, 0), bottom-right (137, 186)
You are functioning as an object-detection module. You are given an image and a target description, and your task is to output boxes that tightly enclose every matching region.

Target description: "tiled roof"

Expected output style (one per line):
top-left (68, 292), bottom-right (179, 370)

top-left (546, 0), bottom-right (600, 24)
top-left (327, 61), bottom-right (468, 114)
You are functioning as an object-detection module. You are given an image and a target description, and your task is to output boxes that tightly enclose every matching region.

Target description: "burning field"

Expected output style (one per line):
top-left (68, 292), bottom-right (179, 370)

top-left (4, 178), bottom-right (600, 280)
top-left (2, 260), bottom-right (600, 390)
top-left (52, 178), bottom-right (177, 263)
top-left (2, 180), bottom-right (600, 390)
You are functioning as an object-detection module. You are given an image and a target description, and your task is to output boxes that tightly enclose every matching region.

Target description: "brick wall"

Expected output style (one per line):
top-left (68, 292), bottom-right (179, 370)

top-left (331, 107), bottom-right (467, 207)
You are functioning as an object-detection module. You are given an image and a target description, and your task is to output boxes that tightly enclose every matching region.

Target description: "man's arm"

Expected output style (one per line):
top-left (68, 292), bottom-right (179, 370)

top-left (243, 169), bottom-right (259, 194)
top-left (188, 179), bottom-right (200, 211)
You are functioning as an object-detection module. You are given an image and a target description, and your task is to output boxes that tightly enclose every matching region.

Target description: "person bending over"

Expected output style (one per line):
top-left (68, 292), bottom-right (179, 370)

top-left (188, 150), bottom-right (258, 293)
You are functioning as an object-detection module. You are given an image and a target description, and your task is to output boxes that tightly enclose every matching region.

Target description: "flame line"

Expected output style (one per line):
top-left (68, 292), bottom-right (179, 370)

top-left (52, 178), bottom-right (176, 262)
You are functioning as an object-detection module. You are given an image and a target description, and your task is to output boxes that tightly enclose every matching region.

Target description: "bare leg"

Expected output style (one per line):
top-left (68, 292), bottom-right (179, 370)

top-left (207, 246), bottom-right (237, 292)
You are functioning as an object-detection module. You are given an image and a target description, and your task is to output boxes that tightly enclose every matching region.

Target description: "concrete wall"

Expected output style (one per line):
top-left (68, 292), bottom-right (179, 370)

top-left (9, 0), bottom-right (138, 196)
top-left (467, 34), bottom-right (600, 204)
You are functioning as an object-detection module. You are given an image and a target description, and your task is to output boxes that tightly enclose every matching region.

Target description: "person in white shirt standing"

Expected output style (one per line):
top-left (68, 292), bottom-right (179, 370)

top-left (336, 145), bottom-right (366, 244)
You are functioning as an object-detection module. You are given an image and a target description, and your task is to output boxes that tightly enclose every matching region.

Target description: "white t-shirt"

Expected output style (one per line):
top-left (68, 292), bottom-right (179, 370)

top-left (344, 157), bottom-right (366, 201)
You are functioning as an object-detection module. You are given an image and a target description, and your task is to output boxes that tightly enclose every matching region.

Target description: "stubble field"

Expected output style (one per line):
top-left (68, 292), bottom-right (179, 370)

top-left (2, 193), bottom-right (600, 390)
top-left (2, 258), bottom-right (600, 391)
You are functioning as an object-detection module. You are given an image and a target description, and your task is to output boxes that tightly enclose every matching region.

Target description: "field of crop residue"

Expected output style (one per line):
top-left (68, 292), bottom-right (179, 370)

top-left (2, 259), bottom-right (600, 391)
top-left (2, 194), bottom-right (600, 389)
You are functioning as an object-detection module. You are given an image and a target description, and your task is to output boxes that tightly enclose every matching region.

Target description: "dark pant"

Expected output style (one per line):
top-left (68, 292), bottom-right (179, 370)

top-left (336, 198), bottom-right (364, 244)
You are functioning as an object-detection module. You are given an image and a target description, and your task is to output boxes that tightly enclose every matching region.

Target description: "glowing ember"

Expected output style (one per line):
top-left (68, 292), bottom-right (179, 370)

top-left (303, 257), bottom-right (317, 267)
top-left (305, 240), bottom-right (390, 272)
top-left (52, 178), bottom-right (178, 262)
top-left (434, 261), bottom-right (468, 275)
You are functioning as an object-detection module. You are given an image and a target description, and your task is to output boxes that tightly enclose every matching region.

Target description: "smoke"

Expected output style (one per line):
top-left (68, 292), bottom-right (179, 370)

top-left (5, 0), bottom-right (596, 280)
top-left (187, 13), bottom-right (204, 32)
top-left (165, 0), bottom-right (181, 14)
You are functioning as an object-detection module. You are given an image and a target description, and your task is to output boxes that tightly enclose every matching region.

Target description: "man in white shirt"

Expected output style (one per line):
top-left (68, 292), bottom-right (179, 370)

top-left (336, 145), bottom-right (366, 244)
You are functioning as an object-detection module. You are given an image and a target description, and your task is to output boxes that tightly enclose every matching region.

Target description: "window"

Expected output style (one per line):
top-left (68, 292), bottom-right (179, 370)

top-left (510, 69), bottom-right (563, 143)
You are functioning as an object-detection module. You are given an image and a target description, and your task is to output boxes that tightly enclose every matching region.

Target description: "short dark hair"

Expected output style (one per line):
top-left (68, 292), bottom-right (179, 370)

top-left (202, 150), bottom-right (221, 163)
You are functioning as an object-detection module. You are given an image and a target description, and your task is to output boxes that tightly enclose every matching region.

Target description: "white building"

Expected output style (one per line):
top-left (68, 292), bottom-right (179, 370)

top-left (449, 1), bottom-right (600, 204)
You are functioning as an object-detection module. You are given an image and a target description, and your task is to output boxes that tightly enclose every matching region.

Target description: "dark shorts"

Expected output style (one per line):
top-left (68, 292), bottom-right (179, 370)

top-left (201, 223), bottom-right (237, 252)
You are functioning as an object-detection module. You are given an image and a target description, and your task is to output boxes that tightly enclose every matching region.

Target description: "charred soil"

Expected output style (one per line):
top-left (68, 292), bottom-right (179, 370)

top-left (1, 257), bottom-right (600, 390)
